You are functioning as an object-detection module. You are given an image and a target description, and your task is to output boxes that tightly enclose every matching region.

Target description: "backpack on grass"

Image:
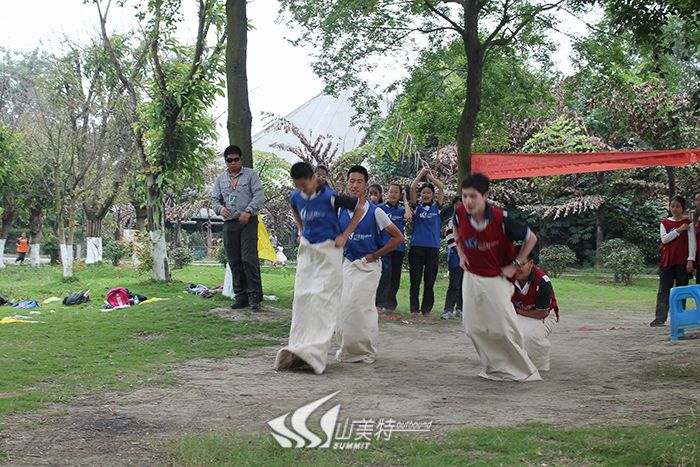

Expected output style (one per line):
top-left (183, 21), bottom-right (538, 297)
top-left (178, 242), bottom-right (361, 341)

top-left (107, 287), bottom-right (131, 307)
top-left (63, 292), bottom-right (89, 306)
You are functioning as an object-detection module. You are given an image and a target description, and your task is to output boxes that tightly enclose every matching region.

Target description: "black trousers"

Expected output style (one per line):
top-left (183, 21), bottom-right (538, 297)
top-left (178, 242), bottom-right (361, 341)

top-left (375, 250), bottom-right (404, 310)
top-left (655, 263), bottom-right (689, 322)
top-left (224, 217), bottom-right (263, 301)
top-left (444, 266), bottom-right (464, 312)
top-left (409, 246), bottom-right (440, 313)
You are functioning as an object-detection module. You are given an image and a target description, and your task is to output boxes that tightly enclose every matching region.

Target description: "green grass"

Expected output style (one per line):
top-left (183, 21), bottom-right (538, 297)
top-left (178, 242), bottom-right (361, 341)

top-left (0, 262), bottom-right (289, 416)
top-left (165, 421), bottom-right (700, 466)
top-left (551, 273), bottom-right (658, 313)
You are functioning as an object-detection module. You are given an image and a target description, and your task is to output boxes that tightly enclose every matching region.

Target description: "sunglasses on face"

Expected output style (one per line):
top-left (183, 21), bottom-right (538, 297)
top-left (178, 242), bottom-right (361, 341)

top-left (226, 157), bottom-right (241, 163)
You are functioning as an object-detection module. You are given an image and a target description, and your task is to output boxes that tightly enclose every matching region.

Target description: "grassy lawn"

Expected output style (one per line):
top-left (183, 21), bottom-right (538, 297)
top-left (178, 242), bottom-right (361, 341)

top-left (0, 263), bottom-right (289, 416)
top-left (166, 420), bottom-right (700, 466)
top-left (1, 262), bottom-right (698, 465)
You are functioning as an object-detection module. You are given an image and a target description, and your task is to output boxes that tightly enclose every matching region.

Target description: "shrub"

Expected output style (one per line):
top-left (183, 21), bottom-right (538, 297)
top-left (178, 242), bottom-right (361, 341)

top-left (539, 245), bottom-right (577, 277)
top-left (132, 230), bottom-right (153, 275)
top-left (600, 238), bottom-right (645, 285)
top-left (103, 238), bottom-right (130, 266)
top-left (42, 229), bottom-right (61, 264)
top-left (215, 244), bottom-right (228, 265)
top-left (171, 247), bottom-right (195, 269)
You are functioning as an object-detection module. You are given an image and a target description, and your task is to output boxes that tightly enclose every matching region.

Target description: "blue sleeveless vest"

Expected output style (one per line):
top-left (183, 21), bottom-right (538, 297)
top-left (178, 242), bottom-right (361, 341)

top-left (378, 203), bottom-right (406, 253)
top-left (411, 203), bottom-right (441, 248)
top-left (290, 186), bottom-right (341, 244)
top-left (339, 202), bottom-right (384, 262)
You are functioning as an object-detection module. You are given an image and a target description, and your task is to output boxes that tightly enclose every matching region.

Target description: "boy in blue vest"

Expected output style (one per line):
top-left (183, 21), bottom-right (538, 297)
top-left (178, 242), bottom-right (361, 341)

top-left (453, 172), bottom-right (540, 381)
top-left (336, 166), bottom-right (404, 364)
top-left (273, 162), bottom-right (364, 374)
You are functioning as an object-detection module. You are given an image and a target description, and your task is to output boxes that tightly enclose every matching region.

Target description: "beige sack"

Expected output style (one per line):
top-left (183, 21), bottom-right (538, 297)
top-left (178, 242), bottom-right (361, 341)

top-left (462, 271), bottom-right (541, 382)
top-left (335, 258), bottom-right (382, 363)
top-left (517, 313), bottom-right (557, 371)
top-left (274, 239), bottom-right (343, 374)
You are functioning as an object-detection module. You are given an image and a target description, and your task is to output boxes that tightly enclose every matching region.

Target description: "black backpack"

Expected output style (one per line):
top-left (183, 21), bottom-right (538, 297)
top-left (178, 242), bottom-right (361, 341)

top-left (63, 292), bottom-right (89, 306)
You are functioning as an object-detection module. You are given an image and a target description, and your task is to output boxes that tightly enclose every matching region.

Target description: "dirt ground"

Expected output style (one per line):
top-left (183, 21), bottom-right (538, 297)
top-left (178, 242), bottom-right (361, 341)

top-left (2, 305), bottom-right (699, 466)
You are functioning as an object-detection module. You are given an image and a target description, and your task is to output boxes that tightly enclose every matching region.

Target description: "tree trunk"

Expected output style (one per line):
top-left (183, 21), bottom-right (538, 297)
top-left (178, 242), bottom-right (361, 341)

top-left (666, 166), bottom-right (675, 199)
top-left (206, 218), bottom-right (212, 259)
top-left (595, 205), bottom-right (606, 268)
top-left (29, 206), bottom-right (43, 268)
top-left (61, 202), bottom-right (78, 278)
top-left (0, 208), bottom-right (15, 269)
top-left (133, 203), bottom-right (148, 232)
top-left (456, 5), bottom-right (485, 180)
top-left (226, 0), bottom-right (253, 167)
top-left (85, 218), bottom-right (103, 263)
top-left (175, 219), bottom-right (183, 248)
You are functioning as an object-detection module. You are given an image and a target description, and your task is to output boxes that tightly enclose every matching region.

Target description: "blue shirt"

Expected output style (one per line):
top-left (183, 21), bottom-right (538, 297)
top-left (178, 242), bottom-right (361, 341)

top-left (339, 201), bottom-right (390, 262)
top-left (411, 202), bottom-right (441, 248)
top-left (290, 184), bottom-right (358, 244)
top-left (378, 202), bottom-right (406, 253)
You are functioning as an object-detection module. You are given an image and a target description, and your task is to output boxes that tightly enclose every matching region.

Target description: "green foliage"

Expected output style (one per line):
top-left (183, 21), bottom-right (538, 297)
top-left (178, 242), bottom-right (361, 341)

top-left (522, 116), bottom-right (599, 154)
top-left (170, 246), bottom-right (195, 269)
top-left (395, 41), bottom-right (556, 151)
top-left (132, 230), bottom-right (153, 275)
top-left (600, 238), bottom-right (646, 285)
top-left (103, 238), bottom-right (131, 266)
top-left (41, 230), bottom-right (60, 265)
top-left (253, 150), bottom-right (292, 199)
top-left (538, 245), bottom-right (577, 278)
top-left (215, 243), bottom-right (228, 265)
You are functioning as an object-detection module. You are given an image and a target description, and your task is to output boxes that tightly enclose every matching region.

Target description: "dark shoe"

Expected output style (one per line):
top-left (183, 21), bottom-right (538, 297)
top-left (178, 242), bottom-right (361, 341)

top-left (649, 319), bottom-right (665, 327)
top-left (230, 300), bottom-right (249, 309)
top-left (250, 294), bottom-right (261, 311)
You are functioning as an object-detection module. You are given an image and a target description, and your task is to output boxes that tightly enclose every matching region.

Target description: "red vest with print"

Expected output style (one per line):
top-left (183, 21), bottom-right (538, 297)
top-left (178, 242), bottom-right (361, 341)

top-left (511, 267), bottom-right (559, 321)
top-left (660, 218), bottom-right (691, 267)
top-left (456, 204), bottom-right (515, 277)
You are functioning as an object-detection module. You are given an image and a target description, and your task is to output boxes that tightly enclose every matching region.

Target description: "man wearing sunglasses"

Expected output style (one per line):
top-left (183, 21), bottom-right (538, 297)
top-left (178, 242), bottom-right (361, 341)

top-left (211, 145), bottom-right (266, 310)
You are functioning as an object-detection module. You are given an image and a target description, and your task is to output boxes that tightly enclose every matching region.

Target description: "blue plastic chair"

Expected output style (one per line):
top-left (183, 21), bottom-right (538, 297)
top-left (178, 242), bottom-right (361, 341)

top-left (669, 285), bottom-right (700, 341)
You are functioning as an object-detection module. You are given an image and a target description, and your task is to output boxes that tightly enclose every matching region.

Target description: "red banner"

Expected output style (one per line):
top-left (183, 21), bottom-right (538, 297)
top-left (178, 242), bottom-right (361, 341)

top-left (472, 148), bottom-right (700, 180)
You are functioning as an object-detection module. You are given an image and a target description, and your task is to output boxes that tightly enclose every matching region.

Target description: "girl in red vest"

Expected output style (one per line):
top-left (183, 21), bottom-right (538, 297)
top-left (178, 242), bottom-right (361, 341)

top-left (652, 195), bottom-right (696, 326)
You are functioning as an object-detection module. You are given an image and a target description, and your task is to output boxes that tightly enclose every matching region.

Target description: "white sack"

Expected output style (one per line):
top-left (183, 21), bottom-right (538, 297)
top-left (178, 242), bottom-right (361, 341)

top-left (517, 313), bottom-right (557, 371)
top-left (335, 258), bottom-right (382, 364)
top-left (462, 271), bottom-right (541, 382)
top-left (274, 239), bottom-right (343, 374)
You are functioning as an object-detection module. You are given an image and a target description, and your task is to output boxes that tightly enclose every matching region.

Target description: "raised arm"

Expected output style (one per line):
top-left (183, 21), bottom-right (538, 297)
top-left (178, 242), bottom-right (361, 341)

top-left (410, 167), bottom-right (428, 206)
top-left (403, 189), bottom-right (413, 220)
top-left (426, 171), bottom-right (444, 206)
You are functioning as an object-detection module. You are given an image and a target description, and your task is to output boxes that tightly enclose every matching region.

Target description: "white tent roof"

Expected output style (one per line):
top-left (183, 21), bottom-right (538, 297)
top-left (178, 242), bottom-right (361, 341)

top-left (252, 88), bottom-right (390, 162)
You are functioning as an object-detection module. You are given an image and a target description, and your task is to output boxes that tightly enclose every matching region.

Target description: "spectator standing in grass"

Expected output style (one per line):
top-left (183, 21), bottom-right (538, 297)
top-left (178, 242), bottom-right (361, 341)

top-left (408, 166), bottom-right (444, 318)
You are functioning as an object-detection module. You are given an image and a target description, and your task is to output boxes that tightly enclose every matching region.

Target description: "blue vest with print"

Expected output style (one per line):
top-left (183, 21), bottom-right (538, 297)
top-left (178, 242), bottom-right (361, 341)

top-left (411, 203), bottom-right (441, 248)
top-left (378, 203), bottom-right (406, 253)
top-left (290, 186), bottom-right (340, 244)
top-left (340, 202), bottom-right (384, 262)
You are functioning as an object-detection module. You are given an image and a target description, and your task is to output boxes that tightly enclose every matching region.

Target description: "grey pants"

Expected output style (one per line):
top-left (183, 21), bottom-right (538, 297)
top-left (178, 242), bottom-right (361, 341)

top-left (224, 217), bottom-right (263, 301)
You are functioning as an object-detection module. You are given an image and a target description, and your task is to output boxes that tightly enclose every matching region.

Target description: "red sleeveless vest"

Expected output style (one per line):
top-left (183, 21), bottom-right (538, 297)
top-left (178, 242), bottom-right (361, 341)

top-left (456, 204), bottom-right (515, 277)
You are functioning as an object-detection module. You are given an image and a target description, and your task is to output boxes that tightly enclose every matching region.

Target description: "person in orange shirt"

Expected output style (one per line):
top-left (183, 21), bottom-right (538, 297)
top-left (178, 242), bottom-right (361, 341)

top-left (15, 232), bottom-right (28, 264)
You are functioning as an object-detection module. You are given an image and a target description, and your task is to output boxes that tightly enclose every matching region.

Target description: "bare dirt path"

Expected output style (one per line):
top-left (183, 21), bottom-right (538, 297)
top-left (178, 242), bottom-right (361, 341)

top-left (2, 306), bottom-right (698, 466)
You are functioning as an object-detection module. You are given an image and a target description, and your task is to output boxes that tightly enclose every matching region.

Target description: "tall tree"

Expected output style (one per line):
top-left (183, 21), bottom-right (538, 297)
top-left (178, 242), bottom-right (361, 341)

top-left (96, 0), bottom-right (226, 281)
top-left (226, 0), bottom-right (253, 166)
top-left (279, 0), bottom-right (566, 177)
